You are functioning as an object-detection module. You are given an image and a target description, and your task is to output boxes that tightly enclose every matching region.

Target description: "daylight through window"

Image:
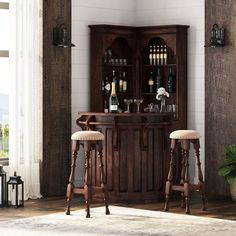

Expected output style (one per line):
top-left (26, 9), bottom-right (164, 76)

top-left (0, 1), bottom-right (10, 160)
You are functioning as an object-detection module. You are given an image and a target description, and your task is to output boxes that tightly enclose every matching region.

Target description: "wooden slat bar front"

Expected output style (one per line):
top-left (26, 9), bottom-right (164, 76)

top-left (76, 112), bottom-right (176, 203)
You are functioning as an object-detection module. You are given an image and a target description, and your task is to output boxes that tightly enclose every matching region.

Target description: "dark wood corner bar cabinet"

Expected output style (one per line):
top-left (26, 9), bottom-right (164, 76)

top-left (77, 24), bottom-right (189, 203)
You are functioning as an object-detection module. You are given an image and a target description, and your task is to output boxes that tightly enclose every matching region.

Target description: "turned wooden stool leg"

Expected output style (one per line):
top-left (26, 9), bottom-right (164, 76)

top-left (193, 139), bottom-right (206, 211)
top-left (84, 141), bottom-right (91, 218)
top-left (66, 140), bottom-right (79, 215)
top-left (164, 139), bottom-right (176, 211)
top-left (180, 148), bottom-right (186, 208)
top-left (182, 140), bottom-right (190, 214)
top-left (97, 141), bottom-right (110, 215)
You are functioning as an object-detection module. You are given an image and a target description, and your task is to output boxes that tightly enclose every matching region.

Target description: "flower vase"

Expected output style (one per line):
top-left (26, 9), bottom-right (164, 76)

top-left (160, 99), bottom-right (166, 112)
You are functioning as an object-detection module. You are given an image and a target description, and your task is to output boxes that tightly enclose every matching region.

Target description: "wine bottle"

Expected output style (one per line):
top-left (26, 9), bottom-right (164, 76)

top-left (155, 67), bottom-right (161, 92)
top-left (107, 49), bottom-right (112, 64)
top-left (122, 71), bottom-right (127, 92)
top-left (163, 45), bottom-right (168, 64)
top-left (153, 45), bottom-right (156, 65)
top-left (148, 71), bottom-right (154, 93)
top-left (109, 82), bottom-right (119, 113)
top-left (149, 45), bottom-right (153, 65)
top-left (102, 79), bottom-right (105, 93)
top-left (167, 68), bottom-right (175, 93)
top-left (104, 100), bottom-right (109, 113)
top-left (103, 50), bottom-right (108, 64)
top-left (104, 76), bottom-right (111, 93)
top-left (119, 71), bottom-right (123, 93)
top-left (156, 45), bottom-right (160, 65)
top-left (112, 70), bottom-right (118, 91)
top-left (160, 45), bottom-right (163, 64)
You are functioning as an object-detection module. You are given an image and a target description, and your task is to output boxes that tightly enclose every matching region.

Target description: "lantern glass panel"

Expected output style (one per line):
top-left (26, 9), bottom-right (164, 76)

top-left (7, 173), bottom-right (24, 207)
top-left (8, 183), bottom-right (23, 206)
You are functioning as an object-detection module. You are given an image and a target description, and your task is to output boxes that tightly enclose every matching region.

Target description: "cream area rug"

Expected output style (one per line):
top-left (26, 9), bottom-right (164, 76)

top-left (0, 206), bottom-right (236, 236)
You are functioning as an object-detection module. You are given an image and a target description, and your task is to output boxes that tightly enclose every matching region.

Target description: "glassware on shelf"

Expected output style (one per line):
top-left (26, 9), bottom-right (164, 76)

top-left (167, 104), bottom-right (172, 112)
top-left (172, 104), bottom-right (177, 119)
top-left (134, 99), bottom-right (143, 113)
top-left (144, 103), bottom-right (159, 112)
top-left (172, 104), bottom-right (176, 112)
top-left (166, 104), bottom-right (177, 113)
top-left (124, 99), bottom-right (133, 113)
top-left (107, 49), bottom-right (112, 64)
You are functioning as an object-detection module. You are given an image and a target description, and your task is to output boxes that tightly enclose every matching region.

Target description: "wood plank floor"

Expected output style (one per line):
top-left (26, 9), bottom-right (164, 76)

top-left (0, 193), bottom-right (236, 221)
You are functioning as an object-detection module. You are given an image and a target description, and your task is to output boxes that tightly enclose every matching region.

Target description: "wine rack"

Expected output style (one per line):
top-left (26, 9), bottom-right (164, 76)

top-left (101, 38), bottom-right (134, 112)
top-left (89, 24), bottom-right (188, 127)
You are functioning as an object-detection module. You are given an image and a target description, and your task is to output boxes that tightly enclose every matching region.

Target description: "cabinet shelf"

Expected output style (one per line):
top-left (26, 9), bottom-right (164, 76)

top-left (144, 64), bottom-right (176, 67)
top-left (142, 93), bottom-right (176, 96)
top-left (142, 93), bottom-right (157, 96)
top-left (103, 64), bottom-right (133, 67)
top-left (102, 92), bottom-right (129, 96)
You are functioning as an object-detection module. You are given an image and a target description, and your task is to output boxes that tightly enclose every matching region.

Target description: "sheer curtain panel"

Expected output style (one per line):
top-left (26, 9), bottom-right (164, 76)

top-left (9, 0), bottom-right (42, 199)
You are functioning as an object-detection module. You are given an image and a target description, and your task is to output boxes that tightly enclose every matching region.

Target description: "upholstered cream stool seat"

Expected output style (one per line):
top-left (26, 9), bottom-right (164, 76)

top-left (164, 130), bottom-right (206, 214)
top-left (66, 130), bottom-right (110, 218)
top-left (71, 131), bottom-right (104, 141)
top-left (169, 130), bottom-right (201, 140)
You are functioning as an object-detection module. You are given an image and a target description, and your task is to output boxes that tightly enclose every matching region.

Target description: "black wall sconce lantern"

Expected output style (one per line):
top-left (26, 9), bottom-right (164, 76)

top-left (7, 172), bottom-right (24, 208)
top-left (53, 24), bottom-right (75, 48)
top-left (206, 24), bottom-right (225, 48)
top-left (0, 165), bottom-right (7, 207)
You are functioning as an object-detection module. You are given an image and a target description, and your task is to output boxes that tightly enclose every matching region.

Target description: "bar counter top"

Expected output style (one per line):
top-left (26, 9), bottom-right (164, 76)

top-left (78, 112), bottom-right (174, 117)
top-left (77, 112), bottom-right (175, 130)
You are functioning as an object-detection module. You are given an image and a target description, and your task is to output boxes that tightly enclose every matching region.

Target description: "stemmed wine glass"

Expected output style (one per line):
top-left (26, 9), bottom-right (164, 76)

top-left (124, 99), bottom-right (133, 113)
top-left (134, 99), bottom-right (143, 113)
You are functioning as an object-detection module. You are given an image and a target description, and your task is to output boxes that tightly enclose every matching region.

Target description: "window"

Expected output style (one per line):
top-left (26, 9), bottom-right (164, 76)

top-left (0, 1), bottom-right (9, 160)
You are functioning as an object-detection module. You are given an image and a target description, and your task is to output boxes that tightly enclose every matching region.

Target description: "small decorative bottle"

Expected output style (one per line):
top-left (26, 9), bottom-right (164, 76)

top-left (163, 45), bottom-right (168, 64)
top-left (155, 67), bottom-right (161, 92)
top-left (149, 45), bottom-right (153, 65)
top-left (167, 68), bottom-right (176, 93)
top-left (153, 45), bottom-right (156, 65)
top-left (156, 45), bottom-right (160, 65)
top-left (122, 72), bottom-right (127, 93)
top-left (118, 71), bottom-right (123, 93)
top-left (160, 45), bottom-right (163, 64)
top-left (148, 71), bottom-right (154, 93)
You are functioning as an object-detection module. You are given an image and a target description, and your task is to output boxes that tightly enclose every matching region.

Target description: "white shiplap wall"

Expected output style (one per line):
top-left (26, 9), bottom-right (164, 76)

top-left (72, 0), bottom-right (205, 183)
top-left (135, 0), bottom-right (205, 182)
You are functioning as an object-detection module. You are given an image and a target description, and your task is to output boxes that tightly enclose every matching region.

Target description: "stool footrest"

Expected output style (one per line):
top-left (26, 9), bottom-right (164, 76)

top-left (73, 186), bottom-right (105, 196)
top-left (172, 184), bottom-right (202, 192)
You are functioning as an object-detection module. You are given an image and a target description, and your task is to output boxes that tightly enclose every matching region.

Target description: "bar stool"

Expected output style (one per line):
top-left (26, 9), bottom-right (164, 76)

top-left (66, 130), bottom-right (110, 218)
top-left (164, 130), bottom-right (206, 214)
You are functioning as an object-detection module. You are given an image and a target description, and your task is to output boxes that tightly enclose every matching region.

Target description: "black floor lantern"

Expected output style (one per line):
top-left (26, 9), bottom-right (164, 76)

top-left (0, 165), bottom-right (7, 207)
top-left (7, 172), bottom-right (24, 207)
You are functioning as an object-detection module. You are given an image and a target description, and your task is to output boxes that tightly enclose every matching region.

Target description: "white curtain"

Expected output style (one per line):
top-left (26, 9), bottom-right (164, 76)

top-left (9, 0), bottom-right (42, 199)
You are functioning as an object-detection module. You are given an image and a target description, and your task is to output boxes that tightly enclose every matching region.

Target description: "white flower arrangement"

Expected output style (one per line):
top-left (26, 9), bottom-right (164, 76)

top-left (156, 87), bottom-right (170, 101)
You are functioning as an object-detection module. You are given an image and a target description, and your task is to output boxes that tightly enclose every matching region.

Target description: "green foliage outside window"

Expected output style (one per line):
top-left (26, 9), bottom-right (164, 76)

top-left (0, 123), bottom-right (9, 159)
